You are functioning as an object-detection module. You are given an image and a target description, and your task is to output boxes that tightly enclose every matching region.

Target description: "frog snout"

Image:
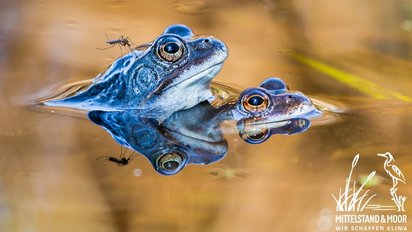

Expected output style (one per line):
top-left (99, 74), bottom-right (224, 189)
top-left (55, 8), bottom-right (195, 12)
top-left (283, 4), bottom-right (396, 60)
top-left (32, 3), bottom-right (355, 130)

top-left (284, 93), bottom-right (314, 113)
top-left (215, 39), bottom-right (228, 54)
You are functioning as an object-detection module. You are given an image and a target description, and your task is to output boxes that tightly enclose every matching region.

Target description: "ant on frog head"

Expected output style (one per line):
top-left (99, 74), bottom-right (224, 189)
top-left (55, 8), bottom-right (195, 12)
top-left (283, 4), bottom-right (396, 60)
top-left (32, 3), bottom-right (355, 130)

top-left (96, 146), bottom-right (137, 167)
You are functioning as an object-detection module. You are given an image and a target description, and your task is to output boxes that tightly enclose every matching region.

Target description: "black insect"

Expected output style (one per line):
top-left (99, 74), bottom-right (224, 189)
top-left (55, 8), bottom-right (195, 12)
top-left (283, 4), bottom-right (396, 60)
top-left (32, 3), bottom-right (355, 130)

top-left (97, 35), bottom-right (136, 54)
top-left (106, 35), bottom-right (132, 47)
top-left (97, 146), bottom-right (137, 167)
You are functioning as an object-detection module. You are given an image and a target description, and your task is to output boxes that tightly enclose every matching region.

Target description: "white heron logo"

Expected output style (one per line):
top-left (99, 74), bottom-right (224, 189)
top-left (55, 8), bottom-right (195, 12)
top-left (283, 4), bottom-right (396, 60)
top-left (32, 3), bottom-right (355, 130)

top-left (377, 152), bottom-right (407, 212)
top-left (332, 153), bottom-right (407, 212)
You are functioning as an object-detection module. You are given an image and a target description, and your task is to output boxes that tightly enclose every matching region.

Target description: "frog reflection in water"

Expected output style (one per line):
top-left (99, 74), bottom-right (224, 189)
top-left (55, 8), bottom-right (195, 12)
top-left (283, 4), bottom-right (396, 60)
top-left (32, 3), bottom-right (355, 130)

top-left (89, 78), bottom-right (320, 175)
top-left (43, 24), bottom-right (228, 117)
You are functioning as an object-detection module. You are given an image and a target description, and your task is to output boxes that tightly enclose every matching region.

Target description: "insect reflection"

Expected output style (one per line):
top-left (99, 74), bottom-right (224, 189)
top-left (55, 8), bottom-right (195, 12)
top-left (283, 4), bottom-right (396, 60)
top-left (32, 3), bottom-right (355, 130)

top-left (96, 146), bottom-right (137, 167)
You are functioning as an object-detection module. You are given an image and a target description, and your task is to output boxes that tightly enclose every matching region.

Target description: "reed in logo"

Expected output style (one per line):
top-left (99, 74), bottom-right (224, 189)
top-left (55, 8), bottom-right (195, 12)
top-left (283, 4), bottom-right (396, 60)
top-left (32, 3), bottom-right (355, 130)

top-left (332, 153), bottom-right (407, 212)
top-left (332, 154), bottom-right (376, 212)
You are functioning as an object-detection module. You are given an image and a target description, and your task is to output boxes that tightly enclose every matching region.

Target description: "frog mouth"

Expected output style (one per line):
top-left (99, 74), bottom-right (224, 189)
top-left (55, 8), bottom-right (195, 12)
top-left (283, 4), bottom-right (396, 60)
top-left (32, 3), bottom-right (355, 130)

top-left (146, 62), bottom-right (224, 101)
top-left (169, 62), bottom-right (224, 90)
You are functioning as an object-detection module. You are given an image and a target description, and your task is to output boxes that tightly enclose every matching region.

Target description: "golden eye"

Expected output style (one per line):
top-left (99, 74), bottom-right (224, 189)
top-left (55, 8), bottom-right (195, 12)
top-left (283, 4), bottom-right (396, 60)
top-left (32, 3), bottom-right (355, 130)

top-left (157, 152), bottom-right (184, 174)
top-left (158, 42), bottom-right (184, 62)
top-left (241, 90), bottom-right (270, 113)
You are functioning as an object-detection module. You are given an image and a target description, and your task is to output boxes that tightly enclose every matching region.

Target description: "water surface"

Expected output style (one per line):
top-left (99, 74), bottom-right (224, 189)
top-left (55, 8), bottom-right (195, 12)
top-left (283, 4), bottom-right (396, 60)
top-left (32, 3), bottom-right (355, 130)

top-left (0, 0), bottom-right (411, 231)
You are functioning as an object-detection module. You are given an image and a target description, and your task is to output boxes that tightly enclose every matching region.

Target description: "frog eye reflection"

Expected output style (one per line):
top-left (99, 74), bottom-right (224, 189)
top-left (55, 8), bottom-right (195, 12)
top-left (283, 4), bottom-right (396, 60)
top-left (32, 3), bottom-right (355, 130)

top-left (156, 152), bottom-right (185, 175)
top-left (241, 89), bottom-right (270, 113)
top-left (158, 41), bottom-right (184, 62)
top-left (238, 124), bottom-right (270, 144)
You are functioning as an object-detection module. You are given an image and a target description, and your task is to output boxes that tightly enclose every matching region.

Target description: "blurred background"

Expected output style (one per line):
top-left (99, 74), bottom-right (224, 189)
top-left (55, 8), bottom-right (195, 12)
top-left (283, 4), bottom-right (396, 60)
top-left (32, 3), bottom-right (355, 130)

top-left (0, 0), bottom-right (411, 231)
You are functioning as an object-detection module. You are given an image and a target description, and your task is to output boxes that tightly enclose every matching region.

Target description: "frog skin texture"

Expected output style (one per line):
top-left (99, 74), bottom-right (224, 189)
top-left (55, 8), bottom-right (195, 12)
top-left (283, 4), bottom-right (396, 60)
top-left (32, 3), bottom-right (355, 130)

top-left (44, 24), bottom-right (228, 118)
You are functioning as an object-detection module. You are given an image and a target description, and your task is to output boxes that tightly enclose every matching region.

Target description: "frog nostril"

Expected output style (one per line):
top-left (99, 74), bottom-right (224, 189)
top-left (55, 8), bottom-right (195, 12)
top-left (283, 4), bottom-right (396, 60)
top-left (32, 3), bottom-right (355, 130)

top-left (198, 38), bottom-right (212, 49)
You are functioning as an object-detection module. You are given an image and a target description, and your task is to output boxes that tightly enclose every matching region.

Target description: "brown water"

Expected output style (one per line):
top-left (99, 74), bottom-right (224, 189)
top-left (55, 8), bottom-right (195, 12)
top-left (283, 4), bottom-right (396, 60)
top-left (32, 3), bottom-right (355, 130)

top-left (1, 0), bottom-right (412, 231)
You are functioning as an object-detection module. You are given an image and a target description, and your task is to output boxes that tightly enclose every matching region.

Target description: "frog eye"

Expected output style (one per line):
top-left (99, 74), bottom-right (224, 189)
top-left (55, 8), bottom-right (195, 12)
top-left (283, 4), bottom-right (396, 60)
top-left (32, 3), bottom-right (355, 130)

top-left (156, 152), bottom-right (186, 175)
top-left (237, 121), bottom-right (270, 144)
top-left (240, 89), bottom-right (270, 113)
top-left (158, 41), bottom-right (184, 62)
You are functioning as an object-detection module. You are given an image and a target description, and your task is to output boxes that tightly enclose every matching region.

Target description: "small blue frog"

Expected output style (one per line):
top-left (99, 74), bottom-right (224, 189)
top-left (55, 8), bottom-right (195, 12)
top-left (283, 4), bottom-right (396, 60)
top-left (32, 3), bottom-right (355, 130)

top-left (233, 77), bottom-right (317, 121)
top-left (226, 77), bottom-right (317, 144)
top-left (44, 24), bottom-right (228, 116)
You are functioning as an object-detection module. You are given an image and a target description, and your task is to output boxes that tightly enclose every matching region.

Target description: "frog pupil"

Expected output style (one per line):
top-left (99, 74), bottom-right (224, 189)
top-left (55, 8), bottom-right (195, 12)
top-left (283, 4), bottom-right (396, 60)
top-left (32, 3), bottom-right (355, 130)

top-left (164, 42), bottom-right (180, 54)
top-left (164, 160), bottom-right (180, 170)
top-left (248, 96), bottom-right (264, 106)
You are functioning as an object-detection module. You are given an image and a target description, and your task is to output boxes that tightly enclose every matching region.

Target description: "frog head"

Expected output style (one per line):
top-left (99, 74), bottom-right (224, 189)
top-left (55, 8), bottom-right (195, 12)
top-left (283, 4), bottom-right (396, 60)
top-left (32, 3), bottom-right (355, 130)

top-left (44, 24), bottom-right (228, 116)
top-left (235, 77), bottom-right (316, 120)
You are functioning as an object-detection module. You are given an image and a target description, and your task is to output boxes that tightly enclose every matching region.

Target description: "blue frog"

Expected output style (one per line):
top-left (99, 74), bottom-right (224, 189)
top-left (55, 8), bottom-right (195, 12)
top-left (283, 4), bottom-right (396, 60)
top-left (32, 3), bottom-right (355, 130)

top-left (232, 77), bottom-right (317, 120)
top-left (44, 24), bottom-right (228, 116)
top-left (231, 77), bottom-right (318, 143)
